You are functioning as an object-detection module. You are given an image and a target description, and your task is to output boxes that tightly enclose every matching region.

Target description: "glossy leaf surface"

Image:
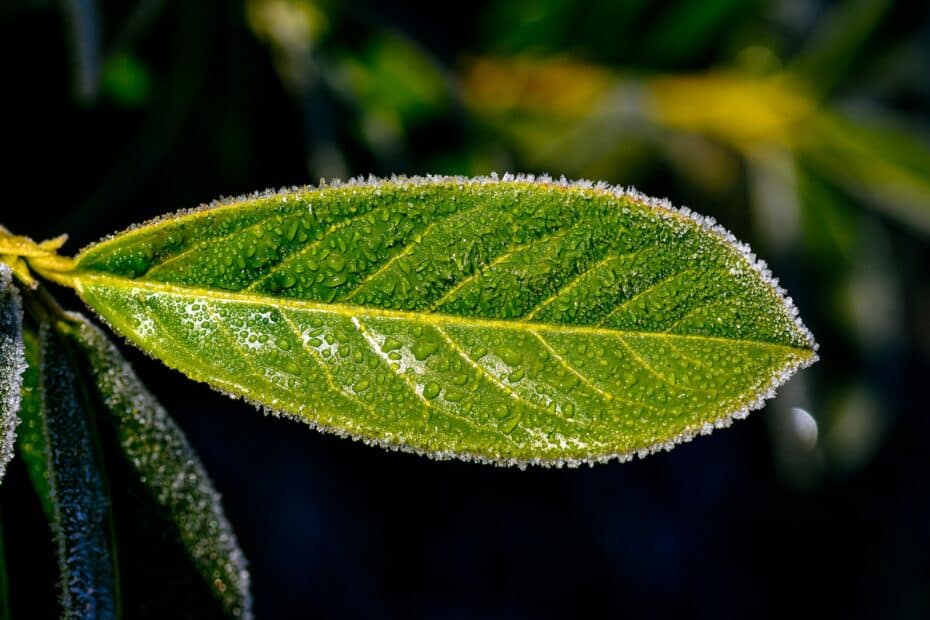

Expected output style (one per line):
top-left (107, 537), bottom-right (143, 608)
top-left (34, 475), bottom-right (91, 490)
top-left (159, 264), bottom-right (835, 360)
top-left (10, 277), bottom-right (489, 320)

top-left (61, 313), bottom-right (252, 618)
top-left (50, 176), bottom-right (818, 465)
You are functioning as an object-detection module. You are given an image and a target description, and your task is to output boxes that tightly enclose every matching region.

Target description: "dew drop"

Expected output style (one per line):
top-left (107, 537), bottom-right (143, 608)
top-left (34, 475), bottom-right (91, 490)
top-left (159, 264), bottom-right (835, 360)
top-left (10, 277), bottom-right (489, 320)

top-left (381, 337), bottom-right (403, 352)
top-left (422, 382), bottom-right (441, 400)
top-left (411, 340), bottom-right (438, 361)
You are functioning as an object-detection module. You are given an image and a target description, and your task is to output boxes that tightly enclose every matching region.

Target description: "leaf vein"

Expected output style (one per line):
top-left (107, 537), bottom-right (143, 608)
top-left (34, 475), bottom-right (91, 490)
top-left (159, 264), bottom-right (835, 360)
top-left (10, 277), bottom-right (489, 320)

top-left (350, 317), bottom-right (437, 419)
top-left (434, 326), bottom-right (574, 426)
top-left (614, 335), bottom-right (682, 388)
top-left (76, 273), bottom-right (812, 356)
top-left (662, 297), bottom-right (728, 334)
top-left (126, 298), bottom-right (260, 398)
top-left (247, 200), bottom-right (493, 294)
top-left (594, 267), bottom-right (694, 328)
top-left (204, 303), bottom-right (289, 391)
top-left (522, 244), bottom-right (659, 320)
top-left (339, 222), bottom-right (437, 303)
top-left (278, 311), bottom-right (380, 419)
top-left (339, 201), bottom-right (496, 302)
top-left (528, 330), bottom-right (660, 412)
top-left (429, 226), bottom-right (575, 311)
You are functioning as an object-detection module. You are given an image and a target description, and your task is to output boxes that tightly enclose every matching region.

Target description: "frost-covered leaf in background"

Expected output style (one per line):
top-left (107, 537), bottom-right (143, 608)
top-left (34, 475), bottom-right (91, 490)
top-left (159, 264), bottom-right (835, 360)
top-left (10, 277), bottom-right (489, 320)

top-left (34, 175), bottom-right (819, 467)
top-left (39, 323), bottom-right (116, 619)
top-left (16, 329), bottom-right (53, 520)
top-left (0, 263), bottom-right (25, 485)
top-left (62, 313), bottom-right (252, 619)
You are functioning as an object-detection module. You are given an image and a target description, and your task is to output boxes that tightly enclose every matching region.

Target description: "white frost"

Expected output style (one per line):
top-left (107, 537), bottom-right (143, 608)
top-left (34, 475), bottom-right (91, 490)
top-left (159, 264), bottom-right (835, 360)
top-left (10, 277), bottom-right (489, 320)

top-left (0, 263), bottom-right (25, 485)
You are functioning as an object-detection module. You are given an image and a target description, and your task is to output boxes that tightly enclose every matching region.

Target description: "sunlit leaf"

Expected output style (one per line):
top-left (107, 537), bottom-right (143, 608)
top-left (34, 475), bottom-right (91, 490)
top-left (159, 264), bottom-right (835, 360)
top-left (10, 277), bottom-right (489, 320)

top-left (61, 313), bottom-right (252, 619)
top-left (0, 226), bottom-right (67, 258)
top-left (0, 263), bottom-right (25, 485)
top-left (789, 0), bottom-right (893, 95)
top-left (37, 175), bottom-right (818, 466)
top-left (38, 323), bottom-right (116, 618)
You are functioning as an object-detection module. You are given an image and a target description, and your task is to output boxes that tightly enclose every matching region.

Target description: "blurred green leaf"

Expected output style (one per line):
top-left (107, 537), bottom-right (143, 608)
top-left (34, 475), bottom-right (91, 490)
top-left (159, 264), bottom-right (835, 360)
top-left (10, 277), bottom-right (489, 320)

top-left (643, 0), bottom-right (751, 63)
top-left (101, 52), bottom-right (152, 108)
top-left (801, 111), bottom-right (930, 235)
top-left (797, 168), bottom-right (857, 266)
top-left (15, 330), bottom-right (53, 521)
top-left (337, 34), bottom-right (449, 124)
top-left (790, 0), bottom-right (893, 94)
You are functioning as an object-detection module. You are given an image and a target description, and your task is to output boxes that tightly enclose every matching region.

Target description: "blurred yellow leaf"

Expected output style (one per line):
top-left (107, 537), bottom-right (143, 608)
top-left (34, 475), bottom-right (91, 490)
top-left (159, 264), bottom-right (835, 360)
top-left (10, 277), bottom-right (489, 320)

top-left (463, 56), bottom-right (613, 119)
top-left (646, 72), bottom-right (816, 150)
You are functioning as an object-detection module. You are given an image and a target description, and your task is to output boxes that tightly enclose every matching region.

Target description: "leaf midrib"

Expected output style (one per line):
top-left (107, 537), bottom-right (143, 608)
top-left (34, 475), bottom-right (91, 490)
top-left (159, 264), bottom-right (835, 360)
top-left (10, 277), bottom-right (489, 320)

top-left (71, 271), bottom-right (813, 356)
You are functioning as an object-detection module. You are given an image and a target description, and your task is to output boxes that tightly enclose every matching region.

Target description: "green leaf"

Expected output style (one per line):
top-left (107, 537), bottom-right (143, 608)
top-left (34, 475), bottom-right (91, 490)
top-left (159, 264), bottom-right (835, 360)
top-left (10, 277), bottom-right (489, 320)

top-left (642, 0), bottom-right (748, 64)
top-left (789, 0), bottom-right (892, 95)
top-left (38, 323), bottom-right (116, 618)
top-left (44, 175), bottom-right (818, 466)
top-left (0, 264), bottom-right (25, 485)
top-left (801, 112), bottom-right (930, 236)
top-left (60, 313), bottom-right (252, 619)
top-left (16, 329), bottom-right (54, 521)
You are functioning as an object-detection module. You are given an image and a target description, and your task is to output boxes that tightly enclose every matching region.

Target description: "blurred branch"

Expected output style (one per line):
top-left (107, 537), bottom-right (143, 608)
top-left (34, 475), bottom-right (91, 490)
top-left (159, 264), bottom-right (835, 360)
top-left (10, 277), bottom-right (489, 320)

top-left (60, 0), bottom-right (102, 102)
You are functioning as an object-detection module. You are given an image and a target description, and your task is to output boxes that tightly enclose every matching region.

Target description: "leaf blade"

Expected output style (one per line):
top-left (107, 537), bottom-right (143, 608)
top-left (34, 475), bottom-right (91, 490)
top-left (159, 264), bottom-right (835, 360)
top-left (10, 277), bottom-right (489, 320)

top-left (60, 314), bottom-right (252, 619)
top-left (62, 176), bottom-right (818, 465)
top-left (0, 264), bottom-right (25, 485)
top-left (15, 329), bottom-right (54, 521)
top-left (39, 323), bottom-right (116, 618)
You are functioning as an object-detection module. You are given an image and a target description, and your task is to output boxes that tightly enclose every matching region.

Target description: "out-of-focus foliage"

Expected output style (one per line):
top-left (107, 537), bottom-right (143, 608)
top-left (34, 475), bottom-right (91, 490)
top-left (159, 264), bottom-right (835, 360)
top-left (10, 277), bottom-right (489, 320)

top-left (240, 0), bottom-right (930, 484)
top-left (2, 0), bottom-right (929, 616)
top-left (16, 0), bottom-right (930, 514)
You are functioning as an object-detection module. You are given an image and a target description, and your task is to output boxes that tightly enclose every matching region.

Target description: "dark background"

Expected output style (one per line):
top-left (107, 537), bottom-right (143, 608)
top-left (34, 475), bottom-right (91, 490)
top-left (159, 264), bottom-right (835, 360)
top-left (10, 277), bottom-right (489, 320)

top-left (2, 0), bottom-right (930, 617)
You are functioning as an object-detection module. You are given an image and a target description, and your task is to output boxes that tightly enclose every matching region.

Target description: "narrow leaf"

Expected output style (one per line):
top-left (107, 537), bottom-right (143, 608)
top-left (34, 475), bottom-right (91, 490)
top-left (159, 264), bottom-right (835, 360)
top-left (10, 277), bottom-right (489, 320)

top-left (0, 264), bottom-right (25, 485)
top-left (801, 112), bottom-right (930, 236)
top-left (48, 175), bottom-right (818, 466)
top-left (39, 323), bottom-right (116, 618)
top-left (61, 313), bottom-right (252, 619)
top-left (16, 329), bottom-right (54, 521)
